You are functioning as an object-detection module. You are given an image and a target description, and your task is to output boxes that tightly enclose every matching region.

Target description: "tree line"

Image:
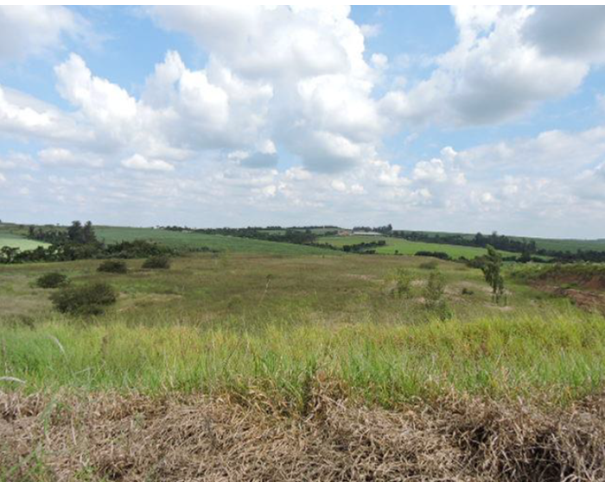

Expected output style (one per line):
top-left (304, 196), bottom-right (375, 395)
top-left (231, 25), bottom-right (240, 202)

top-left (1, 221), bottom-right (176, 264)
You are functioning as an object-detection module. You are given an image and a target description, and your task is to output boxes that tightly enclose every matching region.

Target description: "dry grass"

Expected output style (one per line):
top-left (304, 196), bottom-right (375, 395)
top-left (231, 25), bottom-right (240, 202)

top-left (2, 389), bottom-right (605, 481)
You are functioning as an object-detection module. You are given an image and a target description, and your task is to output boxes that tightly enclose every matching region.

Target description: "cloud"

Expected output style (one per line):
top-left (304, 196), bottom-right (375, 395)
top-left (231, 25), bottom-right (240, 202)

top-left (0, 172), bottom-right (6, 184)
top-left (121, 154), bottom-right (174, 172)
top-left (240, 151), bottom-right (279, 169)
top-left (381, 6), bottom-right (591, 127)
top-left (149, 6), bottom-right (386, 173)
top-left (38, 147), bottom-right (103, 168)
top-left (0, 6), bottom-right (84, 63)
top-left (522, 6), bottom-right (605, 63)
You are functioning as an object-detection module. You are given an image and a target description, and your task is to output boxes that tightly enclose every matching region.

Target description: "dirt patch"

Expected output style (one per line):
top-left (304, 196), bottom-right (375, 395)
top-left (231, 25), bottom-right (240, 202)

top-left (2, 391), bottom-right (605, 481)
top-left (554, 288), bottom-right (605, 314)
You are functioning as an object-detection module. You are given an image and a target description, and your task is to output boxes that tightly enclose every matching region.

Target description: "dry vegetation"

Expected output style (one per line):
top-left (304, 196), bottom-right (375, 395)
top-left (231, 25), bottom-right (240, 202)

top-left (2, 390), bottom-right (605, 481)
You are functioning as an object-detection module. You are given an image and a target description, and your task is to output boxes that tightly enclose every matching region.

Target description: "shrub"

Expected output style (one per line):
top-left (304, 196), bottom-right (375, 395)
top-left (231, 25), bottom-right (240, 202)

top-left (105, 239), bottom-right (173, 259)
top-left (142, 255), bottom-right (171, 269)
top-left (423, 271), bottom-right (445, 306)
top-left (97, 260), bottom-right (127, 274)
top-left (394, 268), bottom-right (413, 298)
top-left (50, 282), bottom-right (117, 316)
top-left (419, 261), bottom-right (438, 270)
top-left (36, 272), bottom-right (68, 289)
top-left (415, 251), bottom-right (450, 261)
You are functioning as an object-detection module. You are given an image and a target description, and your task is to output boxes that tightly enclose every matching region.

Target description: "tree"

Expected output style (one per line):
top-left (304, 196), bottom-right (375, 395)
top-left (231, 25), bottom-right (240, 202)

top-left (482, 245), bottom-right (505, 303)
top-left (81, 221), bottom-right (98, 244)
top-left (67, 220), bottom-right (83, 243)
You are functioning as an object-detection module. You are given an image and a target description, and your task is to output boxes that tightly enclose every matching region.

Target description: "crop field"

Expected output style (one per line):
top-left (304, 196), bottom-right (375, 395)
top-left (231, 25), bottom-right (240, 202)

top-left (397, 229), bottom-right (605, 253)
top-left (2, 245), bottom-right (605, 480)
top-left (94, 226), bottom-right (335, 256)
top-left (0, 230), bottom-right (48, 251)
top-left (318, 235), bottom-right (517, 258)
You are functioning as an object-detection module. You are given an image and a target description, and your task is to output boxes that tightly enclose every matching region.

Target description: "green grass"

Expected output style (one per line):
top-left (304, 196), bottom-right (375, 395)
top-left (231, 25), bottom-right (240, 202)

top-left (319, 236), bottom-right (517, 259)
top-left (1, 310), bottom-right (604, 407)
top-left (0, 231), bottom-right (48, 251)
top-left (94, 226), bottom-right (336, 256)
top-left (1, 249), bottom-right (603, 408)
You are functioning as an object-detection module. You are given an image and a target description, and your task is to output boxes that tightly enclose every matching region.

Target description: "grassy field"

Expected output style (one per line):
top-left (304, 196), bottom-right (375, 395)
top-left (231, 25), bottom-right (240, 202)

top-left (0, 230), bottom-right (48, 251)
top-left (0, 252), bottom-right (598, 403)
top-left (318, 235), bottom-right (517, 258)
top-left (2, 251), bottom-right (605, 480)
top-left (94, 226), bottom-right (336, 256)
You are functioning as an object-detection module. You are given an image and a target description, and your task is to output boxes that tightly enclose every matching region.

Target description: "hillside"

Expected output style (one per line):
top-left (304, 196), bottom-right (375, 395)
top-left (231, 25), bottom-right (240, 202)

top-left (394, 229), bottom-right (605, 253)
top-left (318, 235), bottom-right (517, 259)
top-left (0, 229), bottom-right (48, 251)
top-left (94, 226), bottom-right (336, 256)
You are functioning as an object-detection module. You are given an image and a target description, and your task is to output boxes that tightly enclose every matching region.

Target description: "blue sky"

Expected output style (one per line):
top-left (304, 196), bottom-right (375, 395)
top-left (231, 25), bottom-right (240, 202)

top-left (1, 6), bottom-right (605, 238)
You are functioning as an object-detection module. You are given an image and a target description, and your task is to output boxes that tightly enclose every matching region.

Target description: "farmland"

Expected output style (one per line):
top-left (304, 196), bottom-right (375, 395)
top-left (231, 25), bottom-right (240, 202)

top-left (0, 230), bottom-right (48, 251)
top-left (318, 235), bottom-right (517, 258)
top-left (95, 226), bottom-right (335, 256)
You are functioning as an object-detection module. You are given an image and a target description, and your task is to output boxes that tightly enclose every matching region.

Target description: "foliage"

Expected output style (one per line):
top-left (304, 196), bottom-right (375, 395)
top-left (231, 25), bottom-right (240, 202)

top-left (142, 255), bottom-right (171, 269)
top-left (343, 240), bottom-right (386, 254)
top-left (97, 260), bottom-right (128, 274)
top-left (482, 245), bottom-right (505, 303)
top-left (36, 272), bottom-right (68, 289)
top-left (394, 268), bottom-right (413, 297)
top-left (422, 271), bottom-right (451, 319)
top-left (415, 251), bottom-right (450, 261)
top-left (50, 282), bottom-right (117, 315)
top-left (105, 239), bottom-right (173, 259)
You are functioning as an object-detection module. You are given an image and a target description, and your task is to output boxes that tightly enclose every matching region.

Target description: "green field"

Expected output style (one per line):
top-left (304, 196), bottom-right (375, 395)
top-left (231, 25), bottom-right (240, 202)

top-left (2, 244), bottom-right (605, 480)
top-left (397, 229), bottom-right (605, 253)
top-left (94, 226), bottom-right (336, 256)
top-left (0, 252), bottom-right (598, 403)
top-left (318, 235), bottom-right (517, 258)
top-left (0, 230), bottom-right (48, 251)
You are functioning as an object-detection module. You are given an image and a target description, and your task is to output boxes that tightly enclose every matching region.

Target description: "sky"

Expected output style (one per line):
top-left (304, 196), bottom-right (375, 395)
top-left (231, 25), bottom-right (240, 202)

top-left (1, 5), bottom-right (605, 238)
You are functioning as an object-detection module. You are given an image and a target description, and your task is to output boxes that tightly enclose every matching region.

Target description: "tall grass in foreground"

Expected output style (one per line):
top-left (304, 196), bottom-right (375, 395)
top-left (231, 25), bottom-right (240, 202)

top-left (2, 309), bottom-right (605, 409)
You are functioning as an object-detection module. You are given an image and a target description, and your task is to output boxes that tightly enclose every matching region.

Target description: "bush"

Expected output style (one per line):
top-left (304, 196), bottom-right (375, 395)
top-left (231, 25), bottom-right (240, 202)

top-left (50, 282), bottom-right (117, 315)
top-left (97, 260), bottom-right (127, 274)
top-left (394, 268), bottom-right (413, 298)
top-left (415, 251), bottom-right (450, 261)
top-left (36, 272), bottom-right (68, 289)
top-left (142, 255), bottom-right (171, 269)
top-left (423, 271), bottom-right (445, 306)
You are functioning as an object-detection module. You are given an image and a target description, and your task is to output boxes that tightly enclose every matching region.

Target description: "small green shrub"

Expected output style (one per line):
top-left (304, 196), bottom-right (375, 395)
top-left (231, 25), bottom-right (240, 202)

top-left (142, 255), bottom-right (171, 269)
top-left (50, 282), bottom-right (117, 316)
top-left (36, 272), bottom-right (68, 289)
top-left (394, 268), bottom-right (413, 298)
top-left (97, 260), bottom-right (127, 274)
top-left (422, 269), bottom-right (444, 303)
top-left (419, 261), bottom-right (438, 270)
